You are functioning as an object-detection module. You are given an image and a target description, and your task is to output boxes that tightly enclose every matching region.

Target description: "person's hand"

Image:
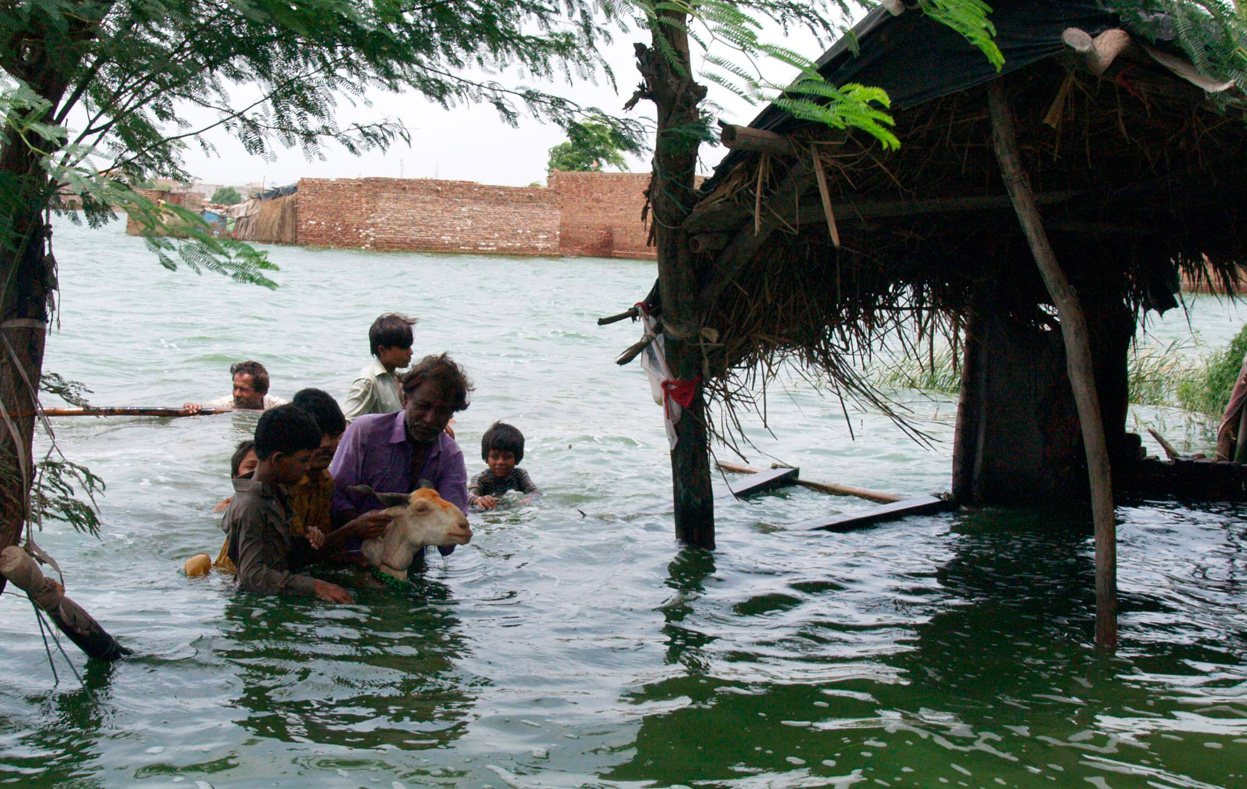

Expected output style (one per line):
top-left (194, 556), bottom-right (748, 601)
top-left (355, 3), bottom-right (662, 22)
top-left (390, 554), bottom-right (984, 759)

top-left (444, 424), bottom-right (456, 438)
top-left (183, 402), bottom-right (202, 415)
top-left (346, 510), bottom-right (391, 540)
top-left (314, 580), bottom-right (353, 603)
top-left (475, 495), bottom-right (498, 511)
top-left (307, 526), bottom-right (325, 550)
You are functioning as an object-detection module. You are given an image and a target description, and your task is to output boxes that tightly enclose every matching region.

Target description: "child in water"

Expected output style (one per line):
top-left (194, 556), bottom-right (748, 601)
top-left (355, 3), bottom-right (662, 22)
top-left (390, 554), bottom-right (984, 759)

top-left (469, 421), bottom-right (540, 510)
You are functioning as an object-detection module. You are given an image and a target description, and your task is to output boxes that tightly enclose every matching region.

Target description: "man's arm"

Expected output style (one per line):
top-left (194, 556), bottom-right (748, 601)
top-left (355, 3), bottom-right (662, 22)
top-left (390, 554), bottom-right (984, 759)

top-left (436, 440), bottom-right (470, 555)
top-left (329, 421), bottom-right (367, 527)
top-left (342, 376), bottom-right (375, 423)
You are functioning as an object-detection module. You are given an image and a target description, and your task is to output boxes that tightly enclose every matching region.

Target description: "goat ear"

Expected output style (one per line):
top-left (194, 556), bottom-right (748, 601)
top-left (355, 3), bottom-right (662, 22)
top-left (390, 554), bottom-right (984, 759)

top-left (348, 485), bottom-right (412, 508)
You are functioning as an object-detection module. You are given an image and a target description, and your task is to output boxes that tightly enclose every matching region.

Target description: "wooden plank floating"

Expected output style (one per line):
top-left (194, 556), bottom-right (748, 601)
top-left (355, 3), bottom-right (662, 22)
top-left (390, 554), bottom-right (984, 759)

top-left (717, 460), bottom-right (901, 504)
top-left (722, 465), bottom-right (800, 499)
top-left (797, 495), bottom-right (951, 533)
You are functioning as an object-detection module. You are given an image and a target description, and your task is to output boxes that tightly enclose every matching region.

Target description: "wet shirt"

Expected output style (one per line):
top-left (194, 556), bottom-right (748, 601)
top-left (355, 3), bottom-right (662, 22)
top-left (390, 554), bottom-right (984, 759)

top-left (223, 477), bottom-right (318, 597)
top-left (329, 409), bottom-right (468, 532)
top-left (342, 358), bottom-right (403, 423)
top-left (202, 393), bottom-right (288, 410)
top-left (469, 467), bottom-right (540, 506)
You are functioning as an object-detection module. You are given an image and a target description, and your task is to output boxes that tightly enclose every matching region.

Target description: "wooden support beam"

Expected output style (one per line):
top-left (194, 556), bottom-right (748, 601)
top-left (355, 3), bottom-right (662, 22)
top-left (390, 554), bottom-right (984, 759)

top-left (797, 495), bottom-right (951, 533)
top-left (988, 82), bottom-right (1117, 650)
top-left (719, 123), bottom-right (795, 156)
top-left (1062, 28), bottom-right (1132, 76)
top-left (722, 465), bottom-right (800, 498)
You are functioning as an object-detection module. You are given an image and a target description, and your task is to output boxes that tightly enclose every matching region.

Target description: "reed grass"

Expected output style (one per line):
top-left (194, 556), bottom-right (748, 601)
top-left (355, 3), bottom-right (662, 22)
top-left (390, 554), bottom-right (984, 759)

top-left (1177, 323), bottom-right (1247, 416)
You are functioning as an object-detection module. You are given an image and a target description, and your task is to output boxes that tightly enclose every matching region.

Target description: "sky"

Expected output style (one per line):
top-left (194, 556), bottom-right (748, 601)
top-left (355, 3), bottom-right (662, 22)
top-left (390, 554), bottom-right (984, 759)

top-left (176, 18), bottom-right (836, 190)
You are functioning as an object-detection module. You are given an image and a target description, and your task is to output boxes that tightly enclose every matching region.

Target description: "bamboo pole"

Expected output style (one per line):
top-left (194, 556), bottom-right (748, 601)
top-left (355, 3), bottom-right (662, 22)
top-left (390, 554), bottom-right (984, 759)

top-left (987, 82), bottom-right (1118, 650)
top-left (40, 407), bottom-right (224, 417)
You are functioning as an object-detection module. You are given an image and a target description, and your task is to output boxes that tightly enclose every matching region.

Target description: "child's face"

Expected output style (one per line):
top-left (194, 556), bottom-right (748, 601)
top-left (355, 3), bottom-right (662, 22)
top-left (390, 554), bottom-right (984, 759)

top-left (377, 344), bottom-right (413, 371)
top-left (272, 449), bottom-right (313, 486)
top-left (310, 432), bottom-right (340, 474)
top-left (487, 449), bottom-right (517, 479)
top-left (236, 449), bottom-right (259, 479)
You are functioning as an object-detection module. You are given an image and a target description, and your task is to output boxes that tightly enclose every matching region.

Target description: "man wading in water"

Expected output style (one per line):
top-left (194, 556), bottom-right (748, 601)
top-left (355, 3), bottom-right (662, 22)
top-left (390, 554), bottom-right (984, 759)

top-left (185, 360), bottom-right (287, 413)
top-left (328, 353), bottom-right (471, 571)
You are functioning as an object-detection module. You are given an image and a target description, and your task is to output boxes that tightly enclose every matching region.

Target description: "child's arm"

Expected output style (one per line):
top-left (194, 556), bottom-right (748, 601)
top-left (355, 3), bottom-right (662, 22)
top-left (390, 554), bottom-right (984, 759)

top-left (516, 468), bottom-right (541, 496)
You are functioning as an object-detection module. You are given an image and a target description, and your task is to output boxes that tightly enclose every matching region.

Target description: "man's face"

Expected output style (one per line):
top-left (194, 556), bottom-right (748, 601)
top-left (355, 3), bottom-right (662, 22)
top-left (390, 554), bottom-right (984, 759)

top-left (273, 448), bottom-right (312, 486)
top-left (232, 373), bottom-right (265, 409)
top-left (310, 432), bottom-right (341, 474)
top-left (403, 381), bottom-right (457, 443)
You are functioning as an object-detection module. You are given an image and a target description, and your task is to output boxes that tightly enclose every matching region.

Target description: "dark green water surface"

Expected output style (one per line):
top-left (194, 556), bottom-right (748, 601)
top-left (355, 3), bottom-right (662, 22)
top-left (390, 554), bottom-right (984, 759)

top-left (1, 220), bottom-right (1245, 787)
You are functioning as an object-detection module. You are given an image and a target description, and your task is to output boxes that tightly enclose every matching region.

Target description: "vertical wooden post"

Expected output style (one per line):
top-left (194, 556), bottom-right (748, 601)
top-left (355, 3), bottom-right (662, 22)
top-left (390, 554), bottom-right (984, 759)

top-left (635, 9), bottom-right (715, 547)
top-left (987, 82), bottom-right (1117, 649)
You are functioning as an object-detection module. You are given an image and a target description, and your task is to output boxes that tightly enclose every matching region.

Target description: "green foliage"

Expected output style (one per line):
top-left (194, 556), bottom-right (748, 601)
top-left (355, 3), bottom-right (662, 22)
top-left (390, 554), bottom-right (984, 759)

top-left (1128, 337), bottom-right (1200, 407)
top-left (548, 121), bottom-right (644, 172)
top-left (30, 460), bottom-right (106, 538)
top-left (1107, 1), bottom-right (1247, 92)
top-left (919, 0), bottom-right (1004, 70)
top-left (210, 186), bottom-right (243, 206)
top-left (39, 373), bottom-right (93, 409)
top-left (1179, 323), bottom-right (1247, 415)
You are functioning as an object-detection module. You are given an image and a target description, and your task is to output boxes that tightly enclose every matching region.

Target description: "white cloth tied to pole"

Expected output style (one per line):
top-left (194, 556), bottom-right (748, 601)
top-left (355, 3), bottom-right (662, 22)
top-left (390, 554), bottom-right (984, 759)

top-left (639, 311), bottom-right (681, 450)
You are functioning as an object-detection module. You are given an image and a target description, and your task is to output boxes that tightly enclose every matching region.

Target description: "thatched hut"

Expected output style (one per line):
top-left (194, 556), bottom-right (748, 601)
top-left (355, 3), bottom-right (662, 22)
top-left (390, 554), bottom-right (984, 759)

top-left (623, 1), bottom-right (1247, 646)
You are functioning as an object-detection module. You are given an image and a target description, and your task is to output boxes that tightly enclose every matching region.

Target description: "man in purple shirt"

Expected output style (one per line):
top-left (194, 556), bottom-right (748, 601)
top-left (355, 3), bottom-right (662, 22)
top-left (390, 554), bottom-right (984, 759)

top-left (329, 353), bottom-right (472, 563)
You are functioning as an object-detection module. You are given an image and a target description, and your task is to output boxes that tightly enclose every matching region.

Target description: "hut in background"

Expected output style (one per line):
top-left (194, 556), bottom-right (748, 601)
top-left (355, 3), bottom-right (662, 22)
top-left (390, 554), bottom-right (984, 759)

top-left (233, 185), bottom-right (297, 244)
top-left (618, 0), bottom-right (1246, 647)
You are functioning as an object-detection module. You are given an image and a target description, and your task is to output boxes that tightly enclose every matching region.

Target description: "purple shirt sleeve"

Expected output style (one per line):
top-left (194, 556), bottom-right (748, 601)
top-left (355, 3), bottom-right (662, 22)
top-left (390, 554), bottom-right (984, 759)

top-left (329, 418), bottom-right (367, 515)
top-left (436, 435), bottom-right (469, 516)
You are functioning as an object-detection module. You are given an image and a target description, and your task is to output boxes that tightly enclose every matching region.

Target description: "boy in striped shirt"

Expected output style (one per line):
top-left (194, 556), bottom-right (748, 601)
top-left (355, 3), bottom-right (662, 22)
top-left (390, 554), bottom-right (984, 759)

top-left (469, 422), bottom-right (540, 510)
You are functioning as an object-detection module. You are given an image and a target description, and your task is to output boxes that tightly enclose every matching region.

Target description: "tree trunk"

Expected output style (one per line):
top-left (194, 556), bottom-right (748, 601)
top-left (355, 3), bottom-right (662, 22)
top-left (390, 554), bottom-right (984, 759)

top-left (636, 11), bottom-right (714, 547)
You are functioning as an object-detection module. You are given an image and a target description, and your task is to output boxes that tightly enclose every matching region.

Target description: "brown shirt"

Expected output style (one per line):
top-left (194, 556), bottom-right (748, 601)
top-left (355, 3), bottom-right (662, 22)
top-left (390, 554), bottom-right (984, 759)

top-left (223, 477), bottom-right (318, 597)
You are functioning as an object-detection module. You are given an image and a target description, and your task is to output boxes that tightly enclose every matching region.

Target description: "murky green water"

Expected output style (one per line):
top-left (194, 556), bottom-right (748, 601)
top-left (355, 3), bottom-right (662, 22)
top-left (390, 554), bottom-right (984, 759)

top-left (2, 218), bottom-right (1246, 788)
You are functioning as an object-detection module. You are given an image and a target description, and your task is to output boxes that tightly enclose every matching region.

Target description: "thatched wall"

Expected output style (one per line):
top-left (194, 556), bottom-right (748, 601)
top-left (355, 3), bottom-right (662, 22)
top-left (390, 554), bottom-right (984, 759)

top-left (234, 193), bottom-right (297, 244)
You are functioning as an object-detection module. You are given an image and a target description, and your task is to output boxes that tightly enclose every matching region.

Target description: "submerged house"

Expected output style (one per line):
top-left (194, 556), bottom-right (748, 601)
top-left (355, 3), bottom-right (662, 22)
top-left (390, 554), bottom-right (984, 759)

top-left (628, 1), bottom-right (1247, 645)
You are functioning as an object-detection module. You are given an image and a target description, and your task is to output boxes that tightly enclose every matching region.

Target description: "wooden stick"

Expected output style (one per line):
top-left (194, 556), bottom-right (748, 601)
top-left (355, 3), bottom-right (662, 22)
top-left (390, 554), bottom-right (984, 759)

top-left (989, 82), bottom-right (1117, 651)
top-left (716, 460), bottom-right (902, 504)
top-left (597, 306), bottom-right (640, 326)
top-left (720, 123), bottom-right (796, 156)
top-left (1147, 428), bottom-right (1180, 462)
top-left (1062, 28), bottom-right (1132, 76)
top-left (812, 149), bottom-right (841, 248)
top-left (0, 546), bottom-right (129, 661)
top-left (40, 407), bottom-right (224, 417)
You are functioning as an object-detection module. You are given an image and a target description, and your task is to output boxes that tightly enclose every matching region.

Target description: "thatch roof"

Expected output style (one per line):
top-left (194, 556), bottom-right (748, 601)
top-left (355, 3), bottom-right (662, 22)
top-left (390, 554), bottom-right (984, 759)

top-left (681, 0), bottom-right (1247, 434)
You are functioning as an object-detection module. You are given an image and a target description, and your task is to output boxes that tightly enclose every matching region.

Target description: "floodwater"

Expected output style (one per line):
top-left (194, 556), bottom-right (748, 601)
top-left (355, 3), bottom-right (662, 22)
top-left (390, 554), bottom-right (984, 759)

top-left (2, 218), bottom-right (1246, 788)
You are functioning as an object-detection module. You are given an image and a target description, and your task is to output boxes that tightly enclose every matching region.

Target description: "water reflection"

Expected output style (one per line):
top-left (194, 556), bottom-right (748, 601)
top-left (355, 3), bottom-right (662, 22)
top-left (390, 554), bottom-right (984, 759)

top-left (0, 659), bottom-right (116, 787)
top-left (215, 577), bottom-right (476, 757)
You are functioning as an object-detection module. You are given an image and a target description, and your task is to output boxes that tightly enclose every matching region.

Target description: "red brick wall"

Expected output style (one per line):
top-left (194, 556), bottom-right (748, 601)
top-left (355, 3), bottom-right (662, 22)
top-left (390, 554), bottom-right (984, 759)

top-left (548, 172), bottom-right (654, 260)
top-left (297, 177), bottom-right (560, 256)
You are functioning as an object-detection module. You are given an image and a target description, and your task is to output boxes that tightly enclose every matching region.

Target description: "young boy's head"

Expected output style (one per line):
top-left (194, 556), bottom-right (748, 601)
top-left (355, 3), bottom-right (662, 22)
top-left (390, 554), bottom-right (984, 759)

top-left (291, 388), bottom-right (346, 473)
top-left (254, 404), bottom-right (322, 485)
top-left (369, 313), bottom-right (416, 371)
top-left (230, 439), bottom-right (258, 479)
top-left (481, 421), bottom-right (524, 478)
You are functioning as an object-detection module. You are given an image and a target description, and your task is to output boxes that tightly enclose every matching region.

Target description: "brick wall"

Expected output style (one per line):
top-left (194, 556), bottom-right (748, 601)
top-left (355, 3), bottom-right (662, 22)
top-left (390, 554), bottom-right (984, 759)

top-left (548, 172), bottom-right (653, 260)
top-left (297, 177), bottom-right (560, 256)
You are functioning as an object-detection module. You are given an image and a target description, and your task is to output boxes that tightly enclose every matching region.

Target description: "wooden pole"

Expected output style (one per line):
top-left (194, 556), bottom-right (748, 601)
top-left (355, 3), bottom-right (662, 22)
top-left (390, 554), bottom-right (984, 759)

top-left (987, 82), bottom-right (1118, 650)
top-left (40, 406), bottom-right (224, 417)
top-left (715, 460), bottom-right (902, 503)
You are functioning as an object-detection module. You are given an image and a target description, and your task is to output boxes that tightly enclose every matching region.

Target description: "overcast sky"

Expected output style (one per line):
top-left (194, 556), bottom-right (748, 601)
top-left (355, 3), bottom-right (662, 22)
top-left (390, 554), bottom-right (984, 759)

top-left (178, 19), bottom-right (836, 190)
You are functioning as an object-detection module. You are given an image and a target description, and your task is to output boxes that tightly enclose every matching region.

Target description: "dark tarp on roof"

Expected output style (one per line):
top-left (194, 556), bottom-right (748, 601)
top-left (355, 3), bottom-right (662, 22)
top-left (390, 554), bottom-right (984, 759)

top-left (709, 1), bottom-right (1131, 190)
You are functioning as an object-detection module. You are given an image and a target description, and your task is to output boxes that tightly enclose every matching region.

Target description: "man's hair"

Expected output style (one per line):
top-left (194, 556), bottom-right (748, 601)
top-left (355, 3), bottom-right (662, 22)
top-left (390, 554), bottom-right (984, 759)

top-left (230, 439), bottom-right (256, 478)
top-left (369, 313), bottom-right (417, 357)
top-left (254, 404), bottom-right (321, 460)
top-left (400, 353), bottom-right (472, 412)
top-left (481, 421), bottom-right (525, 464)
top-left (229, 360), bottom-right (270, 395)
top-left (291, 388), bottom-right (346, 437)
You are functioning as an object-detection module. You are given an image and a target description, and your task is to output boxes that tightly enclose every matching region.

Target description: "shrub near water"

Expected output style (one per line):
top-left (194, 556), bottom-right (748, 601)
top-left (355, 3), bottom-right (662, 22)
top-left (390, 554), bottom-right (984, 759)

top-left (1178, 323), bottom-right (1247, 416)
